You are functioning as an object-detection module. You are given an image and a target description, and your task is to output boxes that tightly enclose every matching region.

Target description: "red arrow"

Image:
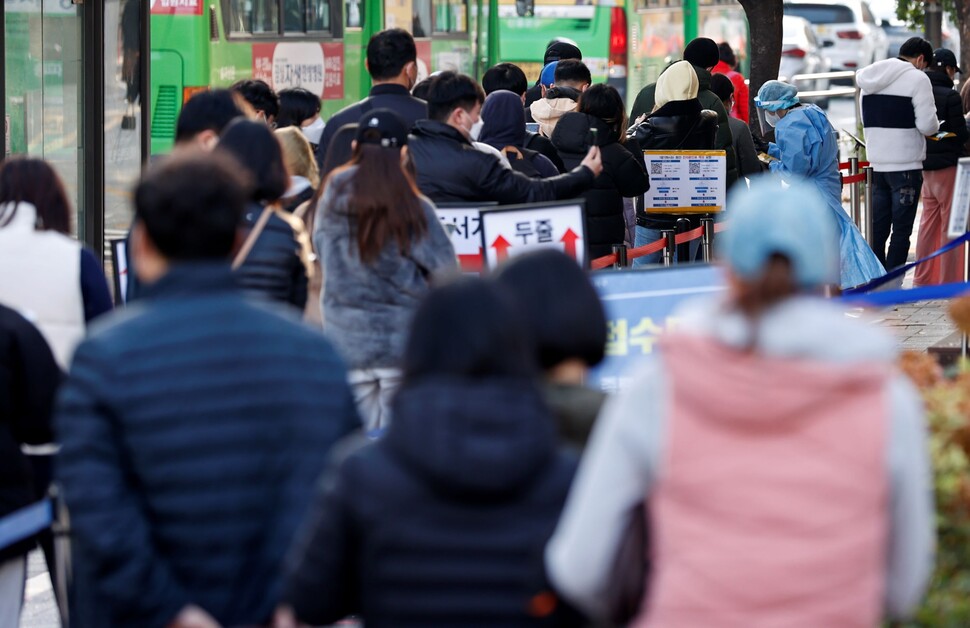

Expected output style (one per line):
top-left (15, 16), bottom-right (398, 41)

top-left (491, 235), bottom-right (512, 262)
top-left (560, 228), bottom-right (581, 259)
top-left (457, 249), bottom-right (484, 272)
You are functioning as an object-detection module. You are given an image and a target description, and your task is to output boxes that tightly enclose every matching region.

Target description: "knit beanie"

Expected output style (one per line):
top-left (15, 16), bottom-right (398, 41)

top-left (655, 61), bottom-right (699, 109)
top-left (683, 37), bottom-right (720, 69)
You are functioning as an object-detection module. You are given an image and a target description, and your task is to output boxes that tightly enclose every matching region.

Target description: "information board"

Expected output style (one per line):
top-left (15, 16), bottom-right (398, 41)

top-left (589, 265), bottom-right (726, 392)
top-left (947, 157), bottom-right (970, 239)
top-left (435, 203), bottom-right (495, 273)
top-left (642, 150), bottom-right (726, 213)
top-left (479, 200), bottom-right (587, 269)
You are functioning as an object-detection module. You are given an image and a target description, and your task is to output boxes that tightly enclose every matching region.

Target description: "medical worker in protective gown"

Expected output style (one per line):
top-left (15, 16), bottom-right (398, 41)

top-left (755, 80), bottom-right (885, 289)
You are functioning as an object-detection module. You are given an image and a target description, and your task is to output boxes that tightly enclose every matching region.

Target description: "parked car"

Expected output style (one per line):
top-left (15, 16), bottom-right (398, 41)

top-left (784, 0), bottom-right (888, 72)
top-left (780, 15), bottom-right (833, 108)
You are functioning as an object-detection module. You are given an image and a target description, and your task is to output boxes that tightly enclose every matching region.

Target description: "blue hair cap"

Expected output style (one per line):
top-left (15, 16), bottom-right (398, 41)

top-left (721, 175), bottom-right (839, 288)
top-left (755, 80), bottom-right (799, 111)
top-left (540, 61), bottom-right (559, 87)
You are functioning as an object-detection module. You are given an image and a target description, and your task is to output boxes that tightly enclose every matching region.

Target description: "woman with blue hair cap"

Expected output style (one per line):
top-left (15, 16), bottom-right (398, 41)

top-left (546, 175), bottom-right (933, 626)
top-left (755, 79), bottom-right (885, 288)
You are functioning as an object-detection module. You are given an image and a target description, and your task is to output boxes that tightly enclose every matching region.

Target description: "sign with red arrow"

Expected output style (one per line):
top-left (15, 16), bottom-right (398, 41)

top-left (479, 201), bottom-right (588, 269)
top-left (435, 205), bottom-right (494, 274)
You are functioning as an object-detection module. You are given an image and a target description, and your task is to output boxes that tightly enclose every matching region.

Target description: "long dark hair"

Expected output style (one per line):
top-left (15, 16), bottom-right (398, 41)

top-left (578, 83), bottom-right (628, 143)
top-left (217, 119), bottom-right (289, 203)
top-left (331, 142), bottom-right (425, 264)
top-left (0, 158), bottom-right (72, 233)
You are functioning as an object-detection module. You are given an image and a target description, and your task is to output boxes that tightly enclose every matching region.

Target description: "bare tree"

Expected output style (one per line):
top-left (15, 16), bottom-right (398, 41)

top-left (897, 0), bottom-right (969, 88)
top-left (738, 0), bottom-right (785, 135)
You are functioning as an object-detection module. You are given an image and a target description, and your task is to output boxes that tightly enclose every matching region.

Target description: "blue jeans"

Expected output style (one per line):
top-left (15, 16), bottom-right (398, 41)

top-left (632, 225), bottom-right (702, 267)
top-left (872, 169), bottom-right (922, 270)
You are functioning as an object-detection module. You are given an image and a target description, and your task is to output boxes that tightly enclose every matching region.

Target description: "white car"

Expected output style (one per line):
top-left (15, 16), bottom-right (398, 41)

top-left (780, 15), bottom-right (833, 107)
top-left (784, 0), bottom-right (889, 71)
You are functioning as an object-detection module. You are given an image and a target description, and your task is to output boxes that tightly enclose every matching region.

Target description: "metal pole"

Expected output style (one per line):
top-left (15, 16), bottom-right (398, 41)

top-left (848, 156), bottom-right (860, 229)
top-left (676, 217), bottom-right (691, 263)
top-left (925, 0), bottom-right (943, 49)
top-left (662, 229), bottom-right (676, 267)
top-left (701, 216), bottom-right (715, 263)
top-left (863, 166), bottom-right (873, 242)
top-left (612, 243), bottom-right (628, 269)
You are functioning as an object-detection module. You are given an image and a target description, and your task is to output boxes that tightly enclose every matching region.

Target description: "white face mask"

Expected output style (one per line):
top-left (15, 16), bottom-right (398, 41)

top-left (301, 116), bottom-right (325, 145)
top-left (471, 116), bottom-right (485, 141)
top-left (765, 110), bottom-right (781, 128)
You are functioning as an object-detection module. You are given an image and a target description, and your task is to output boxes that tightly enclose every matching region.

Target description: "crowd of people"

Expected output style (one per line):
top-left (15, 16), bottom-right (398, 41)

top-left (0, 25), bottom-right (942, 628)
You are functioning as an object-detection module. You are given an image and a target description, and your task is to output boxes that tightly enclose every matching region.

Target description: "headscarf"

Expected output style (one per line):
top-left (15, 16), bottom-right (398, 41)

top-left (479, 90), bottom-right (526, 150)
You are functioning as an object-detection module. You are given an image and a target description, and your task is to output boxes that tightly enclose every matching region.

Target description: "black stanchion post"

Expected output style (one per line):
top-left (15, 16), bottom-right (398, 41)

top-left (612, 243), bottom-right (628, 269)
top-left (662, 229), bottom-right (676, 267)
top-left (848, 156), bottom-right (860, 229)
top-left (864, 166), bottom-right (874, 244)
top-left (701, 215), bottom-right (715, 263)
top-left (675, 217), bottom-right (691, 263)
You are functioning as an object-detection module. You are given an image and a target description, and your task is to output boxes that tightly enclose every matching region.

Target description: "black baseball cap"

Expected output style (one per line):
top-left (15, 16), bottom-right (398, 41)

top-left (934, 48), bottom-right (963, 73)
top-left (544, 39), bottom-right (582, 64)
top-left (355, 108), bottom-right (409, 148)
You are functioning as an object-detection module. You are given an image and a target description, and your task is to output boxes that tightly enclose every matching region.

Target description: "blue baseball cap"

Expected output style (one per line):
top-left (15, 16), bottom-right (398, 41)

top-left (720, 175), bottom-right (839, 288)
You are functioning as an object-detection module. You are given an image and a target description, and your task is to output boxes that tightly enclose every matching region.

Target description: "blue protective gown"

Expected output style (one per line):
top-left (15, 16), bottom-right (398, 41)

top-left (767, 104), bottom-right (885, 288)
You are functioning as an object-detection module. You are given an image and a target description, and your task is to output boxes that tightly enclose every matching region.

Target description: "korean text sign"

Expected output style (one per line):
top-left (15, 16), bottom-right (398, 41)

top-left (435, 204), bottom-right (491, 272)
top-left (589, 265), bottom-right (726, 392)
top-left (947, 156), bottom-right (970, 238)
top-left (479, 201), bottom-right (587, 269)
top-left (642, 150), bottom-right (726, 213)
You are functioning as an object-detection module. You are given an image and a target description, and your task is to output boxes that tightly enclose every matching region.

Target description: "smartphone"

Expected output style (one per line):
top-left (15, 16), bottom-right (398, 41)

top-left (585, 127), bottom-right (598, 150)
top-left (525, 122), bottom-right (539, 134)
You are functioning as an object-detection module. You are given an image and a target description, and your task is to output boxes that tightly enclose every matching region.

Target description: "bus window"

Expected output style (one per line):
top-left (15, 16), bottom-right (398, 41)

top-left (228, 0), bottom-right (252, 34)
top-left (346, 0), bottom-right (363, 27)
top-left (435, 0), bottom-right (466, 32)
top-left (284, 0), bottom-right (304, 31)
top-left (308, 0), bottom-right (332, 31)
top-left (253, 0), bottom-right (279, 32)
top-left (413, 0), bottom-right (432, 36)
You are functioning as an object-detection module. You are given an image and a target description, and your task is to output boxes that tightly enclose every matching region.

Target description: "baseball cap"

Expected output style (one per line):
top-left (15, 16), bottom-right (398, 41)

top-left (544, 40), bottom-right (582, 64)
top-left (721, 175), bottom-right (839, 288)
top-left (934, 48), bottom-right (963, 73)
top-left (355, 109), bottom-right (409, 148)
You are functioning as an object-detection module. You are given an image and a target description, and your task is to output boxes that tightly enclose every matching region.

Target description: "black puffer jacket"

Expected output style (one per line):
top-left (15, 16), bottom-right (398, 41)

top-left (629, 98), bottom-right (718, 230)
top-left (0, 304), bottom-right (59, 563)
top-left (283, 377), bottom-right (579, 628)
top-left (408, 120), bottom-right (595, 204)
top-left (552, 112), bottom-right (650, 258)
top-left (924, 69), bottom-right (970, 171)
top-left (236, 204), bottom-right (309, 309)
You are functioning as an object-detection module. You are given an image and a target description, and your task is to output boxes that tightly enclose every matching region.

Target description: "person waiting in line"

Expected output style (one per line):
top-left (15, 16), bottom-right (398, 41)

top-left (276, 87), bottom-right (325, 149)
top-left (547, 176), bottom-right (934, 626)
top-left (495, 250), bottom-right (608, 449)
top-left (525, 39), bottom-right (583, 119)
top-left (479, 90), bottom-right (560, 178)
top-left (483, 62), bottom-right (566, 172)
top-left (552, 84), bottom-right (650, 258)
top-left (710, 73), bottom-right (762, 179)
top-left (713, 41), bottom-right (749, 122)
top-left (408, 71), bottom-right (601, 204)
top-left (755, 80), bottom-right (885, 289)
top-left (530, 60), bottom-right (592, 139)
top-left (278, 277), bottom-right (581, 627)
top-left (914, 48), bottom-right (970, 287)
top-left (230, 78), bottom-right (280, 127)
top-left (275, 127), bottom-right (320, 213)
top-left (317, 29), bottom-right (427, 166)
top-left (171, 89), bottom-right (244, 152)
top-left (217, 119), bottom-right (313, 309)
top-left (628, 61), bottom-right (717, 266)
top-left (315, 109), bottom-right (457, 430)
top-left (631, 37), bottom-right (738, 187)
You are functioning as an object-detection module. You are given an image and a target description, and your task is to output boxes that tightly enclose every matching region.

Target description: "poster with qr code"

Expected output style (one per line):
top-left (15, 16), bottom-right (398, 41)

top-left (642, 150), bottom-right (726, 213)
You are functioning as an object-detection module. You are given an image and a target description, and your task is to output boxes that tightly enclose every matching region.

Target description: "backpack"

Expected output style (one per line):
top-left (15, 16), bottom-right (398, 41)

top-left (502, 146), bottom-right (542, 178)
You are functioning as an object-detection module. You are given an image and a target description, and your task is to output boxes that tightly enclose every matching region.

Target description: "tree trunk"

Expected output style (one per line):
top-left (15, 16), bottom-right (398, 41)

top-left (738, 0), bottom-right (784, 139)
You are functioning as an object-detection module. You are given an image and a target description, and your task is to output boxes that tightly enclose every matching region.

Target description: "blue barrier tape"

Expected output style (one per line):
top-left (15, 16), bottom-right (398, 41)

top-left (840, 281), bottom-right (970, 307)
top-left (844, 232), bottom-right (970, 295)
top-left (0, 500), bottom-right (53, 552)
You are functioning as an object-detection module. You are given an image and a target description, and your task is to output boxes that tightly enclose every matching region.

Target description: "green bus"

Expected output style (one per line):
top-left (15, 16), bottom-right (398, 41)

top-left (496, 0), bottom-right (748, 104)
top-left (149, 0), bottom-right (497, 153)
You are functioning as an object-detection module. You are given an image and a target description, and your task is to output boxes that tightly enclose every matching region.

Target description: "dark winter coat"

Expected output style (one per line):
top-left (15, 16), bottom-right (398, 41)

top-left (235, 203), bottom-right (309, 309)
top-left (630, 64), bottom-right (738, 187)
top-left (0, 304), bottom-right (60, 563)
top-left (408, 119), bottom-right (595, 204)
top-left (283, 377), bottom-right (579, 628)
top-left (924, 68), bottom-right (969, 171)
top-left (552, 112), bottom-right (650, 258)
top-left (630, 98), bottom-right (718, 230)
top-left (479, 90), bottom-right (560, 178)
top-left (55, 264), bottom-right (359, 628)
top-left (525, 131), bottom-right (567, 172)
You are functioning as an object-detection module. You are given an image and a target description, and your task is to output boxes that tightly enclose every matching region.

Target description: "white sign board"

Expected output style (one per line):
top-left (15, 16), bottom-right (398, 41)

top-left (479, 201), bottom-right (587, 269)
top-left (947, 157), bottom-right (970, 239)
top-left (435, 205), bottom-right (485, 272)
top-left (643, 150), bottom-right (726, 213)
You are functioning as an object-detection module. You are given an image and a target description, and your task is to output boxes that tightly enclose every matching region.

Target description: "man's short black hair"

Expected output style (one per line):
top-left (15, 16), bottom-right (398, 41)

top-left (899, 37), bottom-right (934, 66)
top-left (230, 79), bottom-right (280, 119)
top-left (175, 89), bottom-right (243, 143)
top-left (554, 59), bottom-right (592, 86)
top-left (276, 87), bottom-right (321, 128)
top-left (710, 72), bottom-right (735, 103)
top-left (426, 72), bottom-right (485, 122)
top-left (367, 28), bottom-right (418, 81)
top-left (135, 151), bottom-right (249, 261)
top-left (217, 119), bottom-right (289, 203)
top-left (482, 63), bottom-right (528, 96)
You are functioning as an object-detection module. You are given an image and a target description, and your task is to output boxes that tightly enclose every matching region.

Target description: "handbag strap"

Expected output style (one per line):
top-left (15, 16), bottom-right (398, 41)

top-left (232, 206), bottom-right (274, 270)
